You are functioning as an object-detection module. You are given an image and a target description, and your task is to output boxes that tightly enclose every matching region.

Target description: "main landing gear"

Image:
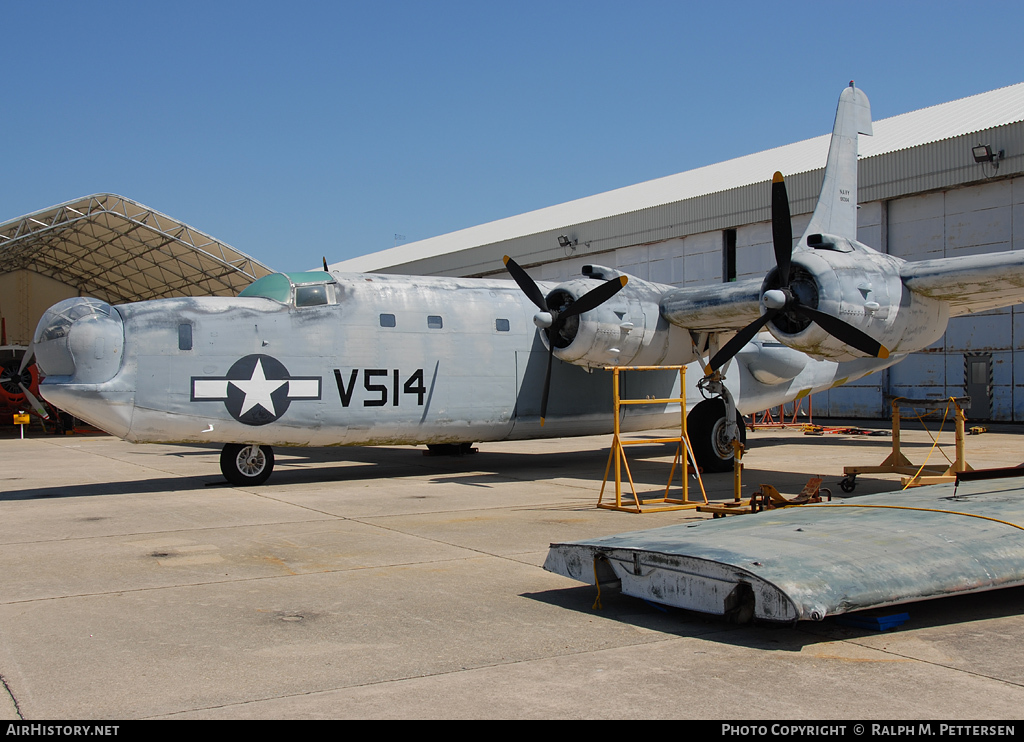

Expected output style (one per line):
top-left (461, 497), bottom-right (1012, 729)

top-left (688, 398), bottom-right (746, 473)
top-left (689, 372), bottom-right (746, 473)
top-left (220, 443), bottom-right (275, 486)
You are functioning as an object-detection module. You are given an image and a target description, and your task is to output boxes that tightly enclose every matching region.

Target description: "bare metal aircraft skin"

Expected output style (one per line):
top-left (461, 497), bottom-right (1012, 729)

top-left (545, 478), bottom-right (1024, 623)
top-left (35, 272), bottom-right (696, 447)
top-left (31, 83), bottom-right (1024, 485)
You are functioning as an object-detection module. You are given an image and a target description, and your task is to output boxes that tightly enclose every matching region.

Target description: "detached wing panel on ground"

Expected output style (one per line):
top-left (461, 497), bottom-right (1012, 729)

top-left (545, 482), bottom-right (1024, 622)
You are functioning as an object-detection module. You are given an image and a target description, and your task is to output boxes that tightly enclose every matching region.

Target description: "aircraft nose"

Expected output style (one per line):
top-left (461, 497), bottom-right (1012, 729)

top-left (33, 297), bottom-right (125, 383)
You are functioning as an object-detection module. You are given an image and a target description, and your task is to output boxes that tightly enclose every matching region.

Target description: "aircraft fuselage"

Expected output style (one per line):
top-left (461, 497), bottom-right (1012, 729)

top-left (38, 273), bottom-right (693, 447)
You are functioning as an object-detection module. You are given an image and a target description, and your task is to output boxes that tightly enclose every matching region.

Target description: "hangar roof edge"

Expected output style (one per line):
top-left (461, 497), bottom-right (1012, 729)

top-left (0, 193), bottom-right (274, 304)
top-left (333, 82), bottom-right (1024, 274)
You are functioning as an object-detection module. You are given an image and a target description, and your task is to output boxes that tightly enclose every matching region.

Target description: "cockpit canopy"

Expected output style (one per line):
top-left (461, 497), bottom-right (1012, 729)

top-left (239, 272), bottom-right (338, 307)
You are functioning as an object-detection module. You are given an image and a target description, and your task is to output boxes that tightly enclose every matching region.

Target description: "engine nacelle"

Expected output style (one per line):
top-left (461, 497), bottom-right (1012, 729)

top-left (764, 240), bottom-right (948, 361)
top-left (545, 266), bottom-right (697, 369)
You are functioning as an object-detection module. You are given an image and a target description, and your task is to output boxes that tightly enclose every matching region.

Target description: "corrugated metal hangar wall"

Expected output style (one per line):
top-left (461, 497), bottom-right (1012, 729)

top-left (360, 116), bottom-right (1024, 422)
top-left (519, 173), bottom-right (1024, 422)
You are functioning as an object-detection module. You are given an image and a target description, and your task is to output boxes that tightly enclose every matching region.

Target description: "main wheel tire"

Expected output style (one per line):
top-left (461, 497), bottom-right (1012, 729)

top-left (688, 399), bottom-right (746, 473)
top-left (220, 443), bottom-right (275, 486)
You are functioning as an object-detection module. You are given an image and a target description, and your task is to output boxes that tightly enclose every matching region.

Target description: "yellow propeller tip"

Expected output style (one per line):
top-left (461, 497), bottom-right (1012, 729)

top-left (879, 346), bottom-right (890, 360)
top-left (773, 171), bottom-right (784, 183)
top-left (540, 417), bottom-right (546, 427)
top-left (502, 255), bottom-right (511, 264)
top-left (618, 276), bottom-right (628, 286)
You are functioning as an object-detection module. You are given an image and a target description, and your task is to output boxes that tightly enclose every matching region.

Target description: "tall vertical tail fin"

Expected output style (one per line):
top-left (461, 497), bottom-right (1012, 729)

top-left (803, 82), bottom-right (872, 242)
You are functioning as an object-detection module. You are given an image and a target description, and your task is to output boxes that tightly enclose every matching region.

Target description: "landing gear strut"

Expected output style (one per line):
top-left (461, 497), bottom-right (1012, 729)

top-left (220, 443), bottom-right (275, 486)
top-left (690, 372), bottom-right (746, 473)
top-left (688, 398), bottom-right (746, 473)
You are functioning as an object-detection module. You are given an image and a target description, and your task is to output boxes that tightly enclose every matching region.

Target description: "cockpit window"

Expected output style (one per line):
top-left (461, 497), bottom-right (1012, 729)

top-left (239, 273), bottom-right (292, 302)
top-left (240, 272), bottom-right (336, 307)
top-left (295, 285), bottom-right (329, 307)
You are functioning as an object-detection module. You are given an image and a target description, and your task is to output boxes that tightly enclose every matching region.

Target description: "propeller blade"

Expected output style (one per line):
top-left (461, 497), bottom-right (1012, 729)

top-left (503, 258), bottom-right (627, 425)
top-left (323, 256), bottom-right (330, 272)
top-left (18, 341), bottom-right (35, 376)
top-left (771, 172), bottom-right (793, 287)
top-left (798, 305), bottom-right (890, 359)
top-left (539, 344), bottom-right (553, 426)
top-left (503, 255), bottom-right (548, 312)
top-left (707, 310), bottom-right (777, 373)
top-left (560, 276), bottom-right (628, 319)
top-left (19, 383), bottom-right (49, 420)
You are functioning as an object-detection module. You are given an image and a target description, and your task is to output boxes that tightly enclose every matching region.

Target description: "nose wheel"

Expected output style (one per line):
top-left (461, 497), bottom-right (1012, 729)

top-left (220, 443), bottom-right (275, 486)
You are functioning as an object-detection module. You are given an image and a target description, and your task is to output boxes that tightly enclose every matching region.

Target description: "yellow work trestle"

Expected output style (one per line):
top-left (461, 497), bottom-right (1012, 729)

top-left (597, 365), bottom-right (708, 513)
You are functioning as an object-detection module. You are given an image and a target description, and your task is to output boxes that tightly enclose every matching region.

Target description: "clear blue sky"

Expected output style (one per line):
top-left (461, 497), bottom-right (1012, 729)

top-left (3, 0), bottom-right (1023, 272)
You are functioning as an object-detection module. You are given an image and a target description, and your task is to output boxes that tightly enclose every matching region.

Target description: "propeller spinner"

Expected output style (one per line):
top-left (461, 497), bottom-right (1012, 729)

top-left (706, 173), bottom-right (889, 374)
top-left (503, 256), bottom-right (627, 424)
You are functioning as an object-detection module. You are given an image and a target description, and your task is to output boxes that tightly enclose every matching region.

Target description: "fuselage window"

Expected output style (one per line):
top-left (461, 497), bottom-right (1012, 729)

top-left (178, 323), bottom-right (193, 351)
top-left (295, 285), bottom-right (329, 307)
top-left (427, 315), bottom-right (443, 329)
top-left (380, 313), bottom-right (396, 328)
top-left (495, 318), bottom-right (510, 332)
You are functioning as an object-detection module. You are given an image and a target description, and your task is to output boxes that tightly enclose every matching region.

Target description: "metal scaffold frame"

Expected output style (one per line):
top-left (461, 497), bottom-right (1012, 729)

top-left (597, 365), bottom-right (707, 513)
top-left (750, 395), bottom-right (812, 428)
top-left (841, 397), bottom-right (974, 490)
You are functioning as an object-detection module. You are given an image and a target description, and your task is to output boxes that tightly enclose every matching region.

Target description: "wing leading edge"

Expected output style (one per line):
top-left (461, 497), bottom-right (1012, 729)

top-left (901, 251), bottom-right (1024, 316)
top-left (659, 278), bottom-right (763, 332)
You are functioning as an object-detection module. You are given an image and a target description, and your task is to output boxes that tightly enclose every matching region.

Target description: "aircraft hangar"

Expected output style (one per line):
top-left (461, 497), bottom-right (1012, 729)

top-left (0, 193), bottom-right (273, 347)
top-left (331, 82), bottom-right (1024, 422)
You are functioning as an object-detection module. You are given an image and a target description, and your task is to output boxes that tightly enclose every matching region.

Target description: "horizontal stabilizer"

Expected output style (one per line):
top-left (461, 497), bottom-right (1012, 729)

top-left (902, 251), bottom-right (1024, 316)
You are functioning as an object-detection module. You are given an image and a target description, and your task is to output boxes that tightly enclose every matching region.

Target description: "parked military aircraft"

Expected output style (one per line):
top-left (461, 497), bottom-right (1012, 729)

top-left (27, 83), bottom-right (1024, 485)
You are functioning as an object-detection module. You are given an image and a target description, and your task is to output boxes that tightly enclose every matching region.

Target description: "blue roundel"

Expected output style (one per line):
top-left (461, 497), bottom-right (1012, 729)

top-left (222, 355), bottom-right (295, 425)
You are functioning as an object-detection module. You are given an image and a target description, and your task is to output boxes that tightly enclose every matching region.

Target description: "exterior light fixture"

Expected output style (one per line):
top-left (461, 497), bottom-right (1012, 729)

top-left (972, 144), bottom-right (1004, 168)
top-left (972, 144), bottom-right (995, 163)
top-left (557, 235), bottom-right (575, 248)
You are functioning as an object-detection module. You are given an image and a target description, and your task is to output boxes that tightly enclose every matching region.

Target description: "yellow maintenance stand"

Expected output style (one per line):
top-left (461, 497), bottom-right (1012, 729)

top-left (840, 396), bottom-right (973, 491)
top-left (597, 365), bottom-right (708, 513)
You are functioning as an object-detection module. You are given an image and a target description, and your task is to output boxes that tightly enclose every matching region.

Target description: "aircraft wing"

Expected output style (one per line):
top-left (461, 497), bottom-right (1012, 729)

top-left (901, 251), bottom-right (1024, 316)
top-left (659, 277), bottom-right (763, 331)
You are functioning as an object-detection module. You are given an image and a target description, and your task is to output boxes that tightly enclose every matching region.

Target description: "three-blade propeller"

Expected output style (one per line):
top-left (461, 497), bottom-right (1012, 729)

top-left (503, 255), bottom-right (627, 424)
top-left (0, 344), bottom-right (49, 420)
top-left (706, 172), bottom-right (889, 374)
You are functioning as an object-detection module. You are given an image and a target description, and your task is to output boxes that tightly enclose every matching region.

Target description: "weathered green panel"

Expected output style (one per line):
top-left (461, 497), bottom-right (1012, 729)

top-left (546, 480), bottom-right (1024, 622)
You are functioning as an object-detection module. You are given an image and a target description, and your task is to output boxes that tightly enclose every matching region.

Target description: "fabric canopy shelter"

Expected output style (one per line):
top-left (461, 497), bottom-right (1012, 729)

top-left (0, 193), bottom-right (272, 305)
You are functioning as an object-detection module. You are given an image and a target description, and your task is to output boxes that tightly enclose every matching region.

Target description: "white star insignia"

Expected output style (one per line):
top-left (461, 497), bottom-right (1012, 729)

top-left (230, 359), bottom-right (287, 417)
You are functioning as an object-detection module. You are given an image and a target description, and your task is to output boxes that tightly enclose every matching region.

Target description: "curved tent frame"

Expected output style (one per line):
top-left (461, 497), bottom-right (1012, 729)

top-left (0, 193), bottom-right (272, 305)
